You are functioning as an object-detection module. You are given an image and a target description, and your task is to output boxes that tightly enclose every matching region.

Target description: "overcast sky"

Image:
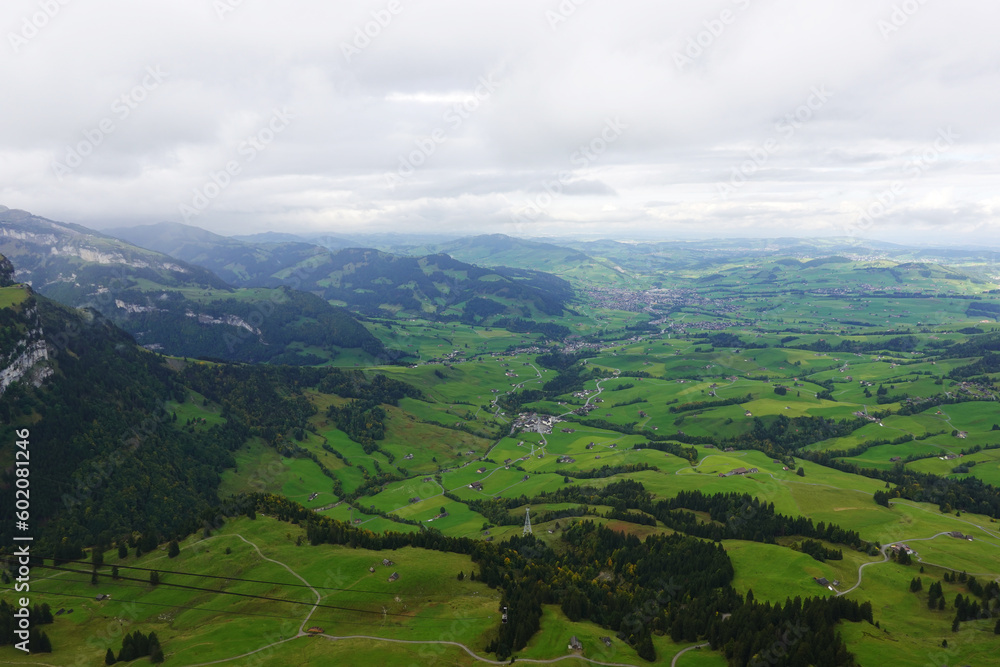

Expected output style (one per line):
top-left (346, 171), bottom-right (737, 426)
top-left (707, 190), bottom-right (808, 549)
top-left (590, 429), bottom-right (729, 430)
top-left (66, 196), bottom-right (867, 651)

top-left (1, 0), bottom-right (998, 243)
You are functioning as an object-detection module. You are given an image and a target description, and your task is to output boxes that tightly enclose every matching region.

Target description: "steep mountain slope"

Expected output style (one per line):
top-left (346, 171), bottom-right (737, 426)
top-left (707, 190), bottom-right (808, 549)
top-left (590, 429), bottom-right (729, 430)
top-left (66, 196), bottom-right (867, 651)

top-left (0, 207), bottom-right (228, 299)
top-left (1, 210), bottom-right (387, 363)
top-left (0, 258), bottom-right (49, 398)
top-left (0, 263), bottom-right (236, 551)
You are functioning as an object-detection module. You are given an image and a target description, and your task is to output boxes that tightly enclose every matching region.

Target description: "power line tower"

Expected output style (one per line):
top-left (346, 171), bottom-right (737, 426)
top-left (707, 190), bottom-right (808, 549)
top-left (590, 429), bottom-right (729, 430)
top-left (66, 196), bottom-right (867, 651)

top-left (522, 507), bottom-right (532, 536)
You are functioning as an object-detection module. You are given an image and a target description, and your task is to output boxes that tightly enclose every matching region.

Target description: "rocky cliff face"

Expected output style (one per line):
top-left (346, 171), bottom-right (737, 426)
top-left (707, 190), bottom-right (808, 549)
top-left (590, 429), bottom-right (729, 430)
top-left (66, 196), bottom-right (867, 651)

top-left (0, 255), bottom-right (51, 396)
top-left (0, 335), bottom-right (49, 396)
top-left (0, 206), bottom-right (224, 290)
top-left (0, 254), bottom-right (15, 287)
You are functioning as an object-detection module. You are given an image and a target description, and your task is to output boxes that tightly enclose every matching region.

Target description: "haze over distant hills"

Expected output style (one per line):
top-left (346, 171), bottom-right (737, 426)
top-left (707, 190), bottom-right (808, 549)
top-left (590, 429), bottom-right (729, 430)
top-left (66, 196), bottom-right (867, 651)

top-left (0, 209), bottom-right (385, 364)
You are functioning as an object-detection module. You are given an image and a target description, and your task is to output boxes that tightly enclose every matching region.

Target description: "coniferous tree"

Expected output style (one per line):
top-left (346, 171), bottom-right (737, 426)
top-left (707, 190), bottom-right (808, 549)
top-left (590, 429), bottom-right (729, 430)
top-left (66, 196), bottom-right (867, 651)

top-left (636, 631), bottom-right (656, 662)
top-left (149, 632), bottom-right (163, 663)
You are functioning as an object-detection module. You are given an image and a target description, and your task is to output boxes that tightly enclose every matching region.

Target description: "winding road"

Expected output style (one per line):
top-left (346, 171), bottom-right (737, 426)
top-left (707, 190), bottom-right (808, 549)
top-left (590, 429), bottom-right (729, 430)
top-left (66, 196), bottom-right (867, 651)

top-left (837, 531), bottom-right (1000, 597)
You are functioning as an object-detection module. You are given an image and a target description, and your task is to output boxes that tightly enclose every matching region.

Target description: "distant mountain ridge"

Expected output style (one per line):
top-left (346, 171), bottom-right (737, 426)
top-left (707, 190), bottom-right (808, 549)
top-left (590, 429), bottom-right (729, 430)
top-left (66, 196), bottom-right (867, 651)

top-left (108, 223), bottom-right (574, 323)
top-left (0, 210), bottom-right (388, 364)
top-left (386, 233), bottom-right (626, 287)
top-left (0, 208), bottom-right (227, 292)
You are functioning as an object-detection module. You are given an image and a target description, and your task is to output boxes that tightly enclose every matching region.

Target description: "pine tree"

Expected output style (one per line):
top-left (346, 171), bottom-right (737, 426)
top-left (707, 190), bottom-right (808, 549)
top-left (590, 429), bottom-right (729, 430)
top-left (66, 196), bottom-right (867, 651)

top-left (105, 647), bottom-right (117, 664)
top-left (117, 642), bottom-right (132, 662)
top-left (150, 570), bottom-right (160, 586)
top-left (118, 544), bottom-right (127, 559)
top-left (149, 632), bottom-right (163, 663)
top-left (636, 631), bottom-right (656, 662)
top-left (168, 540), bottom-right (180, 558)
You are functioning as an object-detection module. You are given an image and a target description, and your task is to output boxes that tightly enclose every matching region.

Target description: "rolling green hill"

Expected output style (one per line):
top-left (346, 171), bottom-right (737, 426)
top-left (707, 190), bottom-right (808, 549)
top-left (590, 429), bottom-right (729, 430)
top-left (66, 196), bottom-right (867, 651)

top-left (399, 233), bottom-right (626, 286)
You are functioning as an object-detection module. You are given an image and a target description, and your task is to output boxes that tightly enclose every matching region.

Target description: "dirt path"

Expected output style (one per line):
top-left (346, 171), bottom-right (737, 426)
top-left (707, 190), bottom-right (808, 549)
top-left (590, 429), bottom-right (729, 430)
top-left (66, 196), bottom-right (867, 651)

top-left (317, 635), bottom-right (640, 666)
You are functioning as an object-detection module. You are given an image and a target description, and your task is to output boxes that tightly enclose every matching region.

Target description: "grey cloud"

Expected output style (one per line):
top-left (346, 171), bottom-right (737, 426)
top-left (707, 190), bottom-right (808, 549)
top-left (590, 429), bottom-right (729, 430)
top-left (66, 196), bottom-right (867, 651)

top-left (0, 0), bottom-right (997, 243)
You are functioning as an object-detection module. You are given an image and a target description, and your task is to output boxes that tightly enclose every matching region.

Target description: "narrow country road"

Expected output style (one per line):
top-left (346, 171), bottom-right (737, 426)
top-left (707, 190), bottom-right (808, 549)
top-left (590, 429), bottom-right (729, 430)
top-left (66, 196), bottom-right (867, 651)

top-left (671, 643), bottom-right (709, 667)
top-left (836, 548), bottom-right (888, 597)
top-left (836, 531), bottom-right (1000, 597)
